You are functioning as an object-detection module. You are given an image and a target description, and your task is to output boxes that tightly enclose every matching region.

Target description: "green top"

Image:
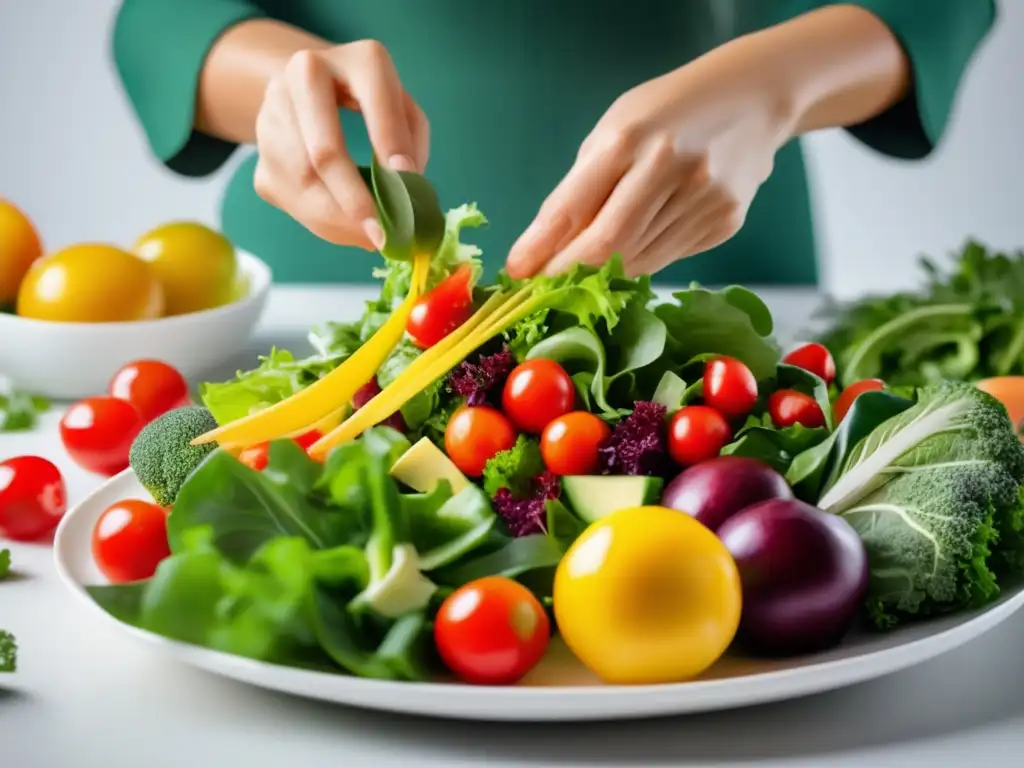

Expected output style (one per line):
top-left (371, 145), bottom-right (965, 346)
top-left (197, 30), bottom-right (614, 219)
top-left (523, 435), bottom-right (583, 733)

top-left (113, 0), bottom-right (994, 286)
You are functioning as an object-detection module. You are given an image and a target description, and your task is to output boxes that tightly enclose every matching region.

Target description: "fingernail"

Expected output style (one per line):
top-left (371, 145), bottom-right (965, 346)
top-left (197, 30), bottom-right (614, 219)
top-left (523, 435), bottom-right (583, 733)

top-left (363, 219), bottom-right (386, 251)
top-left (388, 154), bottom-right (416, 172)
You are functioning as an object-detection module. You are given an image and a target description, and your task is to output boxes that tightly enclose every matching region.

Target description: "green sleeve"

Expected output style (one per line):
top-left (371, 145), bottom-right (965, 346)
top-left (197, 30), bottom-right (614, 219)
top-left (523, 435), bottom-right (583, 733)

top-left (840, 0), bottom-right (996, 159)
top-left (112, 0), bottom-right (268, 177)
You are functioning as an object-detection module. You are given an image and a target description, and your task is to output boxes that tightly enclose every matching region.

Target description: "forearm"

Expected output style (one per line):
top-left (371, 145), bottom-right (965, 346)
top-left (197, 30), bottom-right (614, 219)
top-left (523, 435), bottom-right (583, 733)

top-left (196, 18), bottom-right (331, 143)
top-left (714, 4), bottom-right (911, 139)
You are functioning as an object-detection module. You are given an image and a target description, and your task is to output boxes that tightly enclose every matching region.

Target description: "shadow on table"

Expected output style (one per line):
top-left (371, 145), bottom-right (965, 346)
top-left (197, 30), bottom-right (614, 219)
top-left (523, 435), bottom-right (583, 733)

top-left (226, 609), bottom-right (1024, 765)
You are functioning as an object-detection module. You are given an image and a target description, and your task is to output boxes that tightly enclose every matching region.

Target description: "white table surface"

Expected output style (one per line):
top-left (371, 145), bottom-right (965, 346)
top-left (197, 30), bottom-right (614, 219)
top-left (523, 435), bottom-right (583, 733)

top-left (3, 286), bottom-right (1024, 768)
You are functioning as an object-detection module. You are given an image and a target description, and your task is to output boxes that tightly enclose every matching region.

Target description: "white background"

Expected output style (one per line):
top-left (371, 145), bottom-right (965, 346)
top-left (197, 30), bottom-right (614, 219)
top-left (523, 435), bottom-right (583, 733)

top-left (0, 0), bottom-right (1022, 300)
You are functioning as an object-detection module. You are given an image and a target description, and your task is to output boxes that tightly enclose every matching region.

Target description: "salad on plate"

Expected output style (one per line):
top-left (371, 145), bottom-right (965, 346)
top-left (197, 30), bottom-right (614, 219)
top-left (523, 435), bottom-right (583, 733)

top-left (74, 159), bottom-right (1024, 687)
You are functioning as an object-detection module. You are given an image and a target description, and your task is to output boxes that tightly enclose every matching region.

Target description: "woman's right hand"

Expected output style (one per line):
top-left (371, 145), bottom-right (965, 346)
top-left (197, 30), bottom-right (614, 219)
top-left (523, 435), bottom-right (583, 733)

top-left (252, 40), bottom-right (429, 251)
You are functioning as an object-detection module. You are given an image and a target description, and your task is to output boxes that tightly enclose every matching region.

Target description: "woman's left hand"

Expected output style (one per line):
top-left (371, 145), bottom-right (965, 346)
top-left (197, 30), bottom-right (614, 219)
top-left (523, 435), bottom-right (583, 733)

top-left (506, 43), bottom-right (798, 279)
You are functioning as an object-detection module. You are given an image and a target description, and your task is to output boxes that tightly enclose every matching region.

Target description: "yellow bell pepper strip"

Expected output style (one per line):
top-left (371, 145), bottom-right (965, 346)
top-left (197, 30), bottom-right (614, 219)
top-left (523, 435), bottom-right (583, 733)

top-left (192, 253), bottom-right (431, 449)
top-left (308, 286), bottom-right (539, 458)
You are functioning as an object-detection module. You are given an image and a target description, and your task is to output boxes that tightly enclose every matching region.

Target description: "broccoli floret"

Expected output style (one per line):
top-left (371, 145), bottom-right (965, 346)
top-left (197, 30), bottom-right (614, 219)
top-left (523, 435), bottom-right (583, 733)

top-left (129, 405), bottom-right (219, 506)
top-left (819, 382), bottom-right (1024, 628)
top-left (0, 631), bottom-right (16, 672)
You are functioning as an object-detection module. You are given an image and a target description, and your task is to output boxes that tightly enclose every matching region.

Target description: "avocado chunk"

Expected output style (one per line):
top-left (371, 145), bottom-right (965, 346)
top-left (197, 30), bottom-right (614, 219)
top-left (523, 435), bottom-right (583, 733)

top-left (561, 475), bottom-right (664, 524)
top-left (390, 437), bottom-right (470, 494)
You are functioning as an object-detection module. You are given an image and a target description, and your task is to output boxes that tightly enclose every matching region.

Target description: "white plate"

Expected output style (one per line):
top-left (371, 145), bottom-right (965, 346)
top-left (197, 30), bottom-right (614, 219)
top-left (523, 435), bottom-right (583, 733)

top-left (55, 468), bottom-right (1024, 722)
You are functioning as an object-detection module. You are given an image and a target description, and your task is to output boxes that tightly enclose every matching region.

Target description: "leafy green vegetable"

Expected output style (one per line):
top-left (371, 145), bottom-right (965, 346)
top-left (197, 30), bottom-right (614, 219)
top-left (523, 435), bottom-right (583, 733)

top-left (0, 386), bottom-right (49, 432)
top-left (786, 389), bottom-right (914, 501)
top-left (814, 382), bottom-right (1024, 627)
top-left (482, 435), bottom-right (544, 497)
top-left (359, 155), bottom-right (445, 263)
top-left (722, 423), bottom-right (829, 475)
top-left (816, 240), bottom-right (1024, 387)
top-left (654, 284), bottom-right (780, 381)
top-left (0, 631), bottom-right (15, 673)
top-left (129, 406), bottom-right (219, 506)
top-left (200, 346), bottom-right (355, 426)
top-left (0, 549), bottom-right (10, 580)
top-left (546, 499), bottom-right (587, 549)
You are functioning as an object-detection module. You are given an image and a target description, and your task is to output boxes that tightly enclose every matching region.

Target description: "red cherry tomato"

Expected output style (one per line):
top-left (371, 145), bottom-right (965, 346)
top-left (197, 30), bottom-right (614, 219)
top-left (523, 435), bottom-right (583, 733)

top-left (833, 378), bottom-right (886, 423)
top-left (703, 356), bottom-right (758, 419)
top-left (60, 396), bottom-right (144, 476)
top-left (107, 359), bottom-right (190, 423)
top-left (434, 576), bottom-right (550, 685)
top-left (783, 343), bottom-right (837, 386)
top-left (540, 411), bottom-right (610, 475)
top-left (445, 406), bottom-right (517, 477)
top-left (0, 456), bottom-right (67, 541)
top-left (406, 265), bottom-right (474, 349)
top-left (92, 499), bottom-right (171, 583)
top-left (238, 429), bottom-right (324, 471)
top-left (768, 389), bottom-right (826, 428)
top-left (502, 359), bottom-right (575, 434)
top-left (668, 405), bottom-right (732, 466)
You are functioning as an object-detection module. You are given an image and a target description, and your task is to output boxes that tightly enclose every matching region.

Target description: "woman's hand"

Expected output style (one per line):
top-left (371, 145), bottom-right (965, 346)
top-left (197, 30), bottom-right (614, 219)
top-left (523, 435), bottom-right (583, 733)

top-left (506, 50), bottom-right (794, 279)
top-left (252, 40), bottom-right (429, 251)
top-left (506, 5), bottom-right (909, 279)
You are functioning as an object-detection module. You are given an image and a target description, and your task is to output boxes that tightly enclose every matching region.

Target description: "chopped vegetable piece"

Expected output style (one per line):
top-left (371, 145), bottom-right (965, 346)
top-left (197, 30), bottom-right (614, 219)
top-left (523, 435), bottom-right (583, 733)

top-left (0, 386), bottom-right (49, 432)
top-left (0, 549), bottom-right (10, 579)
top-left (0, 631), bottom-right (16, 673)
top-left (407, 264), bottom-right (475, 349)
top-left (598, 401), bottom-right (670, 477)
top-left (448, 345), bottom-right (516, 406)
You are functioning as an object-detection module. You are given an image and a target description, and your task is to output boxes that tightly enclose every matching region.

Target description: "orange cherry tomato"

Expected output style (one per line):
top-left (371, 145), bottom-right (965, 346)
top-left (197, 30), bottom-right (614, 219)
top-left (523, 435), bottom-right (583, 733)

top-left (445, 406), bottom-right (517, 477)
top-left (540, 411), bottom-right (610, 475)
top-left (833, 379), bottom-right (886, 424)
top-left (668, 405), bottom-right (732, 466)
top-left (768, 389), bottom-right (826, 429)
top-left (502, 359), bottom-right (576, 434)
top-left (238, 429), bottom-right (324, 471)
top-left (703, 356), bottom-right (758, 419)
top-left (434, 576), bottom-right (550, 685)
top-left (108, 359), bottom-right (190, 423)
top-left (92, 499), bottom-right (171, 583)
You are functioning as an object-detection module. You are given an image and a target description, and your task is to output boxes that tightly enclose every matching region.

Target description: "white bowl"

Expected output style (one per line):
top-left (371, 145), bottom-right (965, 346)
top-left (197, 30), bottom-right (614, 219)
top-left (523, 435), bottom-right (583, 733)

top-left (0, 250), bottom-right (271, 401)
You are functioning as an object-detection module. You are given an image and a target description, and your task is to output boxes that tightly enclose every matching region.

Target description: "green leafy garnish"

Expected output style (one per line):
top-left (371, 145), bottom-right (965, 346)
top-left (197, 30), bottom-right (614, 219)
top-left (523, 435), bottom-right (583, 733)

top-left (0, 549), bottom-right (10, 580)
top-left (0, 631), bottom-right (16, 673)
top-left (482, 435), bottom-right (545, 498)
top-left (0, 387), bottom-right (49, 432)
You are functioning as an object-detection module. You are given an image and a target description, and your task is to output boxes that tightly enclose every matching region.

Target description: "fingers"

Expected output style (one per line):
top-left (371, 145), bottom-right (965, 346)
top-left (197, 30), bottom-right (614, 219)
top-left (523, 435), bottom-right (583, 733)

top-left (333, 40), bottom-right (418, 173)
top-left (534, 140), bottom-right (681, 277)
top-left (403, 90), bottom-right (431, 172)
top-left (506, 137), bottom-right (632, 279)
top-left (255, 86), bottom-right (370, 247)
top-left (285, 51), bottom-right (383, 248)
top-left (627, 193), bottom-right (743, 277)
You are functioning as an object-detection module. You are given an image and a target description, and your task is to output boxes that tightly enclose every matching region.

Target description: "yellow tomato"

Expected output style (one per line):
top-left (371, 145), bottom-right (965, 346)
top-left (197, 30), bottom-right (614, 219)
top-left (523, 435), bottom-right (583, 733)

top-left (16, 244), bottom-right (164, 323)
top-left (977, 377), bottom-right (1024, 440)
top-left (133, 222), bottom-right (239, 316)
top-left (0, 199), bottom-right (44, 306)
top-left (554, 506), bottom-right (742, 685)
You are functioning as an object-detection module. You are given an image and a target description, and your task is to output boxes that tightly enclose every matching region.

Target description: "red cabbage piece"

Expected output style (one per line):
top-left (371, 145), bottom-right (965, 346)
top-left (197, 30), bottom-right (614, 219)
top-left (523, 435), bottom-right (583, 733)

top-left (598, 401), bottom-right (670, 477)
top-left (493, 471), bottom-right (561, 537)
top-left (447, 345), bottom-right (516, 406)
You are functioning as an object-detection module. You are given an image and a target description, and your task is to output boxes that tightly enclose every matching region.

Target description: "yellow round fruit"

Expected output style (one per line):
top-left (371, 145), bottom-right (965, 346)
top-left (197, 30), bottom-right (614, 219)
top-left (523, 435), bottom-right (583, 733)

top-left (16, 244), bottom-right (164, 323)
top-left (0, 199), bottom-right (44, 307)
top-left (554, 506), bottom-right (742, 685)
top-left (133, 221), bottom-right (239, 316)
